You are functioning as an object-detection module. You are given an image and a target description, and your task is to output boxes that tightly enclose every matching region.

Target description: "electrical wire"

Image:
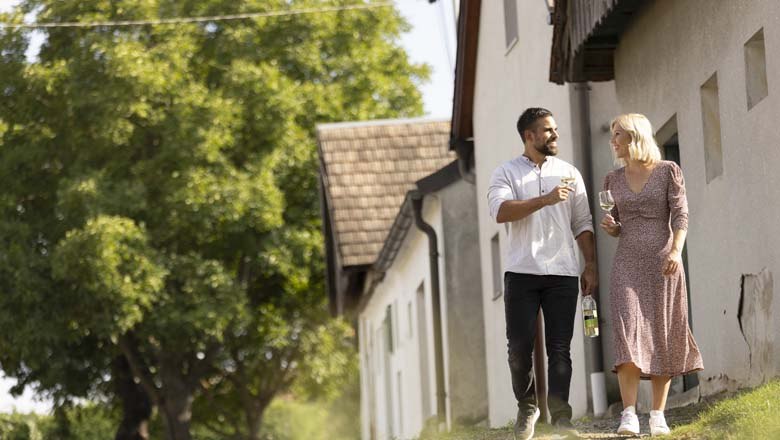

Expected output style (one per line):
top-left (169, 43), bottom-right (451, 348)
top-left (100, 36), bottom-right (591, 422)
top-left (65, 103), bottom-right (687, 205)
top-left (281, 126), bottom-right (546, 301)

top-left (0, 1), bottom-right (393, 29)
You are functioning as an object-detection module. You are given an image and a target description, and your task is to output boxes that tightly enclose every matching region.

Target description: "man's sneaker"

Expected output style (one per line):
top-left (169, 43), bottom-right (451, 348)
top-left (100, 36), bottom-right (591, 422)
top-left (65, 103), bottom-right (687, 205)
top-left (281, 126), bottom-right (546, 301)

top-left (552, 417), bottom-right (580, 438)
top-left (617, 406), bottom-right (640, 436)
top-left (649, 410), bottom-right (671, 436)
top-left (514, 407), bottom-right (540, 440)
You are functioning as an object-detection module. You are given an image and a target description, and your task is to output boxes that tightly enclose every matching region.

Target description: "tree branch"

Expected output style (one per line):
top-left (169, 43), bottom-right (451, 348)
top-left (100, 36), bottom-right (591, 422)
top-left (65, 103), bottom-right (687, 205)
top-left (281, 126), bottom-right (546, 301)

top-left (118, 332), bottom-right (162, 406)
top-left (188, 341), bottom-right (220, 390)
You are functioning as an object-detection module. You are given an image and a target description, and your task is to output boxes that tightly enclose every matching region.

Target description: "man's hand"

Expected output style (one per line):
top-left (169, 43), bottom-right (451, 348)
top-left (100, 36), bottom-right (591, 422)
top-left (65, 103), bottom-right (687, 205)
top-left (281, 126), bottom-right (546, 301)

top-left (543, 185), bottom-right (573, 206)
top-left (580, 262), bottom-right (597, 296)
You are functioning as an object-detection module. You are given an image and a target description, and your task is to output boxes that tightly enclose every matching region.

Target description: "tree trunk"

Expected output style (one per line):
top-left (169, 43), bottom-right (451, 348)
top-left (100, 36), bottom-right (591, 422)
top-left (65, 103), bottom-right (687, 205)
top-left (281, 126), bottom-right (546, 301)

top-left (161, 394), bottom-right (194, 440)
top-left (160, 364), bottom-right (195, 440)
top-left (245, 397), bottom-right (273, 440)
top-left (52, 403), bottom-right (72, 438)
top-left (247, 410), bottom-right (263, 440)
top-left (113, 355), bottom-right (153, 440)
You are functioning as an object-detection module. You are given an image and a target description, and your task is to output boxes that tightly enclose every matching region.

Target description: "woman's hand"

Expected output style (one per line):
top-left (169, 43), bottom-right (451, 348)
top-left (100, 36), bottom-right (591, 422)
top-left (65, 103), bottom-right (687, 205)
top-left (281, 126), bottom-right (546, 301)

top-left (600, 214), bottom-right (621, 237)
top-left (664, 250), bottom-right (683, 275)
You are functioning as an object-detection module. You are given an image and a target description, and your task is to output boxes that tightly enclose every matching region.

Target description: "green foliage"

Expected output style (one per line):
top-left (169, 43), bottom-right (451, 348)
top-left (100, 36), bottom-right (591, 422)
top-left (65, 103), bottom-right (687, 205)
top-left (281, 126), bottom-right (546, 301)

top-left (258, 392), bottom-right (360, 440)
top-left (52, 216), bottom-right (167, 336)
top-left (0, 405), bottom-right (119, 440)
top-left (0, 0), bottom-right (426, 437)
top-left (292, 319), bottom-right (358, 401)
top-left (54, 404), bottom-right (120, 440)
top-left (0, 413), bottom-right (48, 440)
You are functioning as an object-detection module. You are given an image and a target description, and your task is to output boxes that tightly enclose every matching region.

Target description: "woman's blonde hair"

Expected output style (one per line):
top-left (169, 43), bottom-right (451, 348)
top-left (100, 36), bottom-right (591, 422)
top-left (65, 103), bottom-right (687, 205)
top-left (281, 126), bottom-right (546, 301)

top-left (610, 113), bottom-right (662, 166)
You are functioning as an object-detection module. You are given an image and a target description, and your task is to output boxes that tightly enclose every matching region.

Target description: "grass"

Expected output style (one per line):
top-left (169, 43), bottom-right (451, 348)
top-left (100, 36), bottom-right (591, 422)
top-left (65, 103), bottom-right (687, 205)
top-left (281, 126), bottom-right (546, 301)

top-left (670, 379), bottom-right (780, 439)
top-left (417, 379), bottom-right (780, 440)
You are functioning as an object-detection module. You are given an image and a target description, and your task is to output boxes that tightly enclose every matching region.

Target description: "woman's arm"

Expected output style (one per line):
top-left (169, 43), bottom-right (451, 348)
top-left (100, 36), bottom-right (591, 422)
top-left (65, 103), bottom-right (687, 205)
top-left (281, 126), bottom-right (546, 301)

top-left (664, 228), bottom-right (686, 275)
top-left (665, 162), bottom-right (689, 275)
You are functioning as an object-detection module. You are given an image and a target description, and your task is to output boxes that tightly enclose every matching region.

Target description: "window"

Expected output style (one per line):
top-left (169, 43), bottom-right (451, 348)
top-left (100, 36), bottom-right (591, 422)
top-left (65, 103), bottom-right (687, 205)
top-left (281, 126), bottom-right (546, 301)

top-left (656, 115), bottom-right (680, 164)
top-left (385, 305), bottom-right (394, 353)
top-left (393, 300), bottom-right (400, 349)
top-left (491, 233), bottom-right (503, 300)
top-left (700, 73), bottom-right (723, 183)
top-left (503, 0), bottom-right (518, 51)
top-left (745, 28), bottom-right (768, 110)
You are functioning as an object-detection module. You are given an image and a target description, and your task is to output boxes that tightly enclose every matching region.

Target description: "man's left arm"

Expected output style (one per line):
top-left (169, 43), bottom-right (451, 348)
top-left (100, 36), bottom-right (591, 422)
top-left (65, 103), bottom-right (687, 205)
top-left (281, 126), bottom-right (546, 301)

top-left (571, 170), bottom-right (597, 295)
top-left (576, 231), bottom-right (597, 295)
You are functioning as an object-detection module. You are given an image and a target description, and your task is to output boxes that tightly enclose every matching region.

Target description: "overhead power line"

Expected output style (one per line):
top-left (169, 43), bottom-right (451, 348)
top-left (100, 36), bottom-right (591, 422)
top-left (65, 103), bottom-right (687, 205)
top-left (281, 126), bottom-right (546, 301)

top-left (0, 1), bottom-right (393, 29)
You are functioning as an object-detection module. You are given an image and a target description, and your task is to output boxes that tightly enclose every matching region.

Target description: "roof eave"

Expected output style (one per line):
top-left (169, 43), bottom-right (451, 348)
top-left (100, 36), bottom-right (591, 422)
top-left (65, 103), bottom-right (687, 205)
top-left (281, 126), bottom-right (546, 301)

top-left (450, 0), bottom-right (481, 149)
top-left (549, 0), bottom-right (649, 84)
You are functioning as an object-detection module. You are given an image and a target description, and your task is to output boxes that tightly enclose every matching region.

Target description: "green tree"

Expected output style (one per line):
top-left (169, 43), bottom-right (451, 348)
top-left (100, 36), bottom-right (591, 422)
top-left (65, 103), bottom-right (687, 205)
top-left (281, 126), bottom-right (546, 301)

top-left (0, 1), bottom-right (426, 439)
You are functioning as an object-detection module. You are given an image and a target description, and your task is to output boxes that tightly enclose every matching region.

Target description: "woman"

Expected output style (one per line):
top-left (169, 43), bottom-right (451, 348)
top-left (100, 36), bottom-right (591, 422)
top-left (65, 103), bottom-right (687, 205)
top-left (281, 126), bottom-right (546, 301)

top-left (601, 114), bottom-right (703, 436)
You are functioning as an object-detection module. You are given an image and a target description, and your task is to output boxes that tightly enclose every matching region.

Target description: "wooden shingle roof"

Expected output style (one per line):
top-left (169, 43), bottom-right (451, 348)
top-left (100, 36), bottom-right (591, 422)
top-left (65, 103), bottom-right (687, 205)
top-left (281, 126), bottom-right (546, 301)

top-left (317, 118), bottom-right (454, 267)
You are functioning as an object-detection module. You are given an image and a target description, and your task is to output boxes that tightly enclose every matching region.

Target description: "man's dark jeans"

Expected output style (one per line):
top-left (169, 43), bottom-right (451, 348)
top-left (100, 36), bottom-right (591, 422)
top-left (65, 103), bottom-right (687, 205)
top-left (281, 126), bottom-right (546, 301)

top-left (504, 272), bottom-right (579, 423)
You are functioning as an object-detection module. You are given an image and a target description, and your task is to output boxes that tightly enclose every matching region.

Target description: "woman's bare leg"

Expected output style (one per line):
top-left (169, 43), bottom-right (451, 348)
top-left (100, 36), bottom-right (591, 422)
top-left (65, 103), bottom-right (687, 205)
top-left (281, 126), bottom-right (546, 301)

top-left (650, 375), bottom-right (671, 411)
top-left (616, 362), bottom-right (641, 408)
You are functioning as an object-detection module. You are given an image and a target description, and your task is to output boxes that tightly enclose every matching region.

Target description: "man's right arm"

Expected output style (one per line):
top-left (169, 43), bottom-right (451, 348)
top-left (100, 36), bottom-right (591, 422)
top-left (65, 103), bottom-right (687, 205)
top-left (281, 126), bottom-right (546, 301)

top-left (495, 197), bottom-right (549, 223)
top-left (487, 166), bottom-right (571, 224)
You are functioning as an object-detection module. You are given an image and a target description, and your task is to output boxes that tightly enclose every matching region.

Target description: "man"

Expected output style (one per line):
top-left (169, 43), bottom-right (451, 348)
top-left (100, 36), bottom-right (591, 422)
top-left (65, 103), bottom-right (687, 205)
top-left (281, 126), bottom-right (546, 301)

top-left (487, 108), bottom-right (597, 440)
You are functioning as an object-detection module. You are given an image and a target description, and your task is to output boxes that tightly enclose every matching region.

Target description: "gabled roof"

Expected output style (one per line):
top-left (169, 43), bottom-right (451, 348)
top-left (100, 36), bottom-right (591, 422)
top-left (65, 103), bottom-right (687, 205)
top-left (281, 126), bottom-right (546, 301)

top-left (317, 118), bottom-right (455, 268)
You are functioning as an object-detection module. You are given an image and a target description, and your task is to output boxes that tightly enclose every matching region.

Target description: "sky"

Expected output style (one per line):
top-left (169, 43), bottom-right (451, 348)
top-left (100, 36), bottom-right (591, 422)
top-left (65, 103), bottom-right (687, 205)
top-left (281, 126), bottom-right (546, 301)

top-left (0, 0), bottom-right (455, 413)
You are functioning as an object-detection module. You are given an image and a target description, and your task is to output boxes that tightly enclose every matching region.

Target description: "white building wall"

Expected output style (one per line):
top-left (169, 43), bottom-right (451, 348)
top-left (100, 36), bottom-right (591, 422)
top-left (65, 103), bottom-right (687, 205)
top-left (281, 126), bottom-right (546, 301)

top-left (592, 0), bottom-right (780, 395)
top-left (585, 81), bottom-right (622, 400)
top-left (359, 197), bottom-right (449, 440)
top-left (472, 0), bottom-right (589, 427)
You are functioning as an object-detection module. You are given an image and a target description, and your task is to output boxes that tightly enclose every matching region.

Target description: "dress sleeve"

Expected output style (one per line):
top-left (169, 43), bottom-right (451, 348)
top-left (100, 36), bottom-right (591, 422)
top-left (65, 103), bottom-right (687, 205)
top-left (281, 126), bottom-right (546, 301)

top-left (667, 162), bottom-right (689, 231)
top-left (602, 171), bottom-right (620, 224)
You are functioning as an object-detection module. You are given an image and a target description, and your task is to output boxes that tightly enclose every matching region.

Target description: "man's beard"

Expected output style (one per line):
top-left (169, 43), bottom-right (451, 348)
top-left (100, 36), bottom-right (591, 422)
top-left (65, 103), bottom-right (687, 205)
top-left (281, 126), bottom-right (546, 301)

top-left (534, 139), bottom-right (558, 156)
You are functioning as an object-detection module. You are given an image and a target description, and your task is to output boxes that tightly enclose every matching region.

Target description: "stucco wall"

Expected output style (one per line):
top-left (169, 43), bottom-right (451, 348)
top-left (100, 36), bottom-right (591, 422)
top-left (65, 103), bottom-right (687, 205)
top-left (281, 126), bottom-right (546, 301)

top-left (472, 0), bottom-right (590, 427)
top-left (599, 0), bottom-right (780, 396)
top-left (440, 178), bottom-right (490, 425)
top-left (585, 81), bottom-right (622, 401)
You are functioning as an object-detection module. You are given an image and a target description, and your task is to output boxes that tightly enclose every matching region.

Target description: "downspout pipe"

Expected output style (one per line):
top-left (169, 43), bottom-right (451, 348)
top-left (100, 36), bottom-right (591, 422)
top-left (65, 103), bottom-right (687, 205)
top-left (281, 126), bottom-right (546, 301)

top-left (576, 82), bottom-right (607, 417)
top-left (411, 190), bottom-right (448, 430)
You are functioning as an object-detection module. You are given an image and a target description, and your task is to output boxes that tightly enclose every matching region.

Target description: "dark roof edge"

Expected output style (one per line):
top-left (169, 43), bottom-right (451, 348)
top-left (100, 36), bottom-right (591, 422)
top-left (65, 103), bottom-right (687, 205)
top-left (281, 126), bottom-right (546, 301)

top-left (316, 130), bottom-right (345, 315)
top-left (417, 160), bottom-right (461, 194)
top-left (450, 0), bottom-right (481, 149)
top-left (549, 0), bottom-right (569, 85)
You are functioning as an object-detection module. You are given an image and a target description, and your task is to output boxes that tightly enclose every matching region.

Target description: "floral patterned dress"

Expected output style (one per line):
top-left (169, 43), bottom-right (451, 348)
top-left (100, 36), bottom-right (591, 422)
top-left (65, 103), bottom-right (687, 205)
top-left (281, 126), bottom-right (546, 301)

top-left (603, 161), bottom-right (703, 377)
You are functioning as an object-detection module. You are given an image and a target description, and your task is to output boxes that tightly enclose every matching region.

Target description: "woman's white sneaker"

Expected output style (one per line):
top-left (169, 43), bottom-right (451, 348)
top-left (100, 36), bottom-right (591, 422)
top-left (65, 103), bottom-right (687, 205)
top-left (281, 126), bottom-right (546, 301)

top-left (617, 406), bottom-right (640, 435)
top-left (649, 410), bottom-right (671, 436)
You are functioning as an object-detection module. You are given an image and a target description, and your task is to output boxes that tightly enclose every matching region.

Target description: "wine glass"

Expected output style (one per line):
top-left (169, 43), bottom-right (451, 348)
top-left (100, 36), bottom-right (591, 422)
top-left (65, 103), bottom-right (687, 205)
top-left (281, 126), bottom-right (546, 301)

top-left (560, 176), bottom-right (576, 188)
top-left (598, 190), bottom-right (615, 213)
top-left (599, 190), bottom-right (621, 228)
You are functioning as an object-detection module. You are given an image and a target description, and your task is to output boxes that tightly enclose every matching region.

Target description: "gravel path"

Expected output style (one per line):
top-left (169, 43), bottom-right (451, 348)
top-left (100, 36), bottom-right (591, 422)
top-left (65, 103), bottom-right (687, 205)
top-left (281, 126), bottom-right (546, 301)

top-left (438, 392), bottom-right (728, 440)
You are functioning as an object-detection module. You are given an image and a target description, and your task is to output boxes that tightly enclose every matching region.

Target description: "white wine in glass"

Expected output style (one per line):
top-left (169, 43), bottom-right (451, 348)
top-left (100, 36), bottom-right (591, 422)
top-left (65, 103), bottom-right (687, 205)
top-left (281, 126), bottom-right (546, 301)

top-left (599, 190), bottom-right (615, 212)
top-left (560, 176), bottom-right (576, 188)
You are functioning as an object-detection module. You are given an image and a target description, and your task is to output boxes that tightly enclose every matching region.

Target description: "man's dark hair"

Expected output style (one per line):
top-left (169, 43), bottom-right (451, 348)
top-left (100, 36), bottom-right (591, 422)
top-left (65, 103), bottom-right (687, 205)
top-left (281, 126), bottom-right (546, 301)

top-left (517, 107), bottom-right (553, 142)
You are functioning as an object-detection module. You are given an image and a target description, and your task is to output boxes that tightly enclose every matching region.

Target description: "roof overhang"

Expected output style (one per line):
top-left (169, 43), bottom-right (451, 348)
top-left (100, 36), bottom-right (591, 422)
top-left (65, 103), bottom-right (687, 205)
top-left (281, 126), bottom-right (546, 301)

top-left (449, 0), bottom-right (480, 177)
top-left (549, 0), bottom-right (649, 84)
